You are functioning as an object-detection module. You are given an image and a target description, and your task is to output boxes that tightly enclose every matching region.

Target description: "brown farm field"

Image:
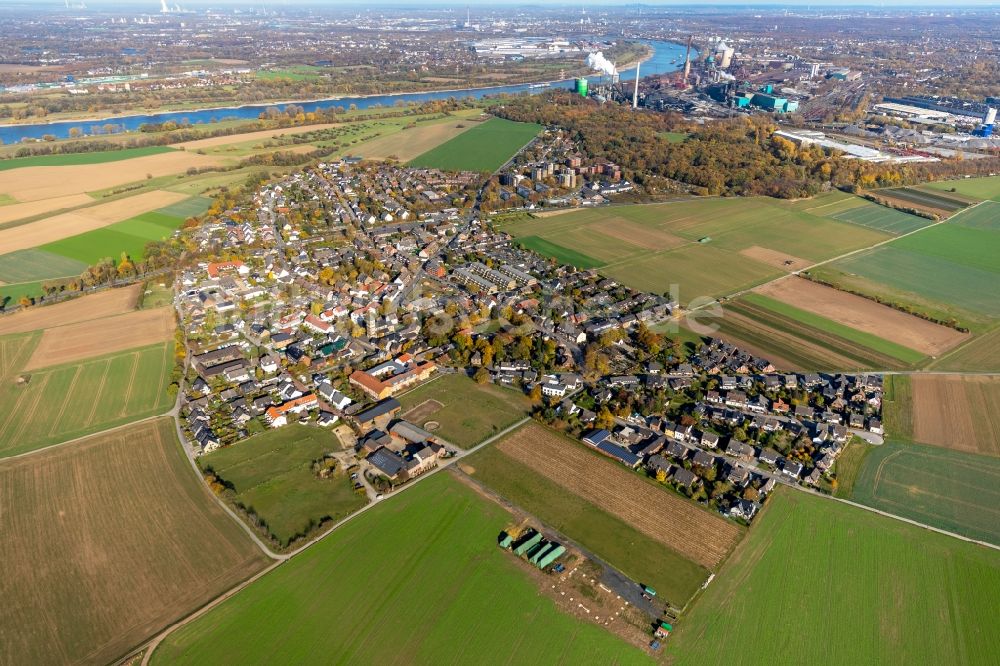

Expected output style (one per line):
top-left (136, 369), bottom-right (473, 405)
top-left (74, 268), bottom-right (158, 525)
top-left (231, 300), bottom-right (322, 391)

top-left (0, 190), bottom-right (188, 253)
top-left (349, 118), bottom-right (478, 162)
top-left (755, 277), bottom-right (968, 357)
top-left (738, 245), bottom-right (810, 271)
top-left (0, 193), bottom-right (93, 225)
top-left (496, 423), bottom-right (742, 569)
top-left (24, 306), bottom-right (174, 370)
top-left (0, 418), bottom-right (270, 665)
top-left (0, 284), bottom-right (140, 335)
top-left (910, 375), bottom-right (1000, 458)
top-left (0, 151), bottom-right (222, 201)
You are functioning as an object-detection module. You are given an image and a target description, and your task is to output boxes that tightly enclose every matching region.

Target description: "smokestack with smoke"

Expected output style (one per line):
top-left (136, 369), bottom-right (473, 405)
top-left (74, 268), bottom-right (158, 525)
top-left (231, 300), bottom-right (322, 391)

top-left (585, 52), bottom-right (617, 77)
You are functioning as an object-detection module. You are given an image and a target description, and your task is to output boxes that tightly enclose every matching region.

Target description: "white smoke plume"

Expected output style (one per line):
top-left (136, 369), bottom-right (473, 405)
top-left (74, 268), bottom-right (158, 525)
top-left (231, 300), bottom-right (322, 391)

top-left (585, 52), bottom-right (617, 77)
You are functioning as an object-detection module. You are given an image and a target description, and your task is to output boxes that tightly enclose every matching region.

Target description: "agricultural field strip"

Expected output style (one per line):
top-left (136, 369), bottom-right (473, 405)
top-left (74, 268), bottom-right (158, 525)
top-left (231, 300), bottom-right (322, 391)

top-left (685, 200), bottom-right (991, 320)
top-left (497, 425), bottom-right (741, 569)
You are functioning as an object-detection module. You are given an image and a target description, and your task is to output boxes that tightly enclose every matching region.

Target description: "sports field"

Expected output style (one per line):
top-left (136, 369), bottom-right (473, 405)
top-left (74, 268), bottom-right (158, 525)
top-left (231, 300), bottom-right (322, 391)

top-left (0, 336), bottom-right (174, 457)
top-left (503, 194), bottom-right (890, 304)
top-left (151, 473), bottom-right (652, 665)
top-left (408, 117), bottom-right (543, 172)
top-left (201, 425), bottom-right (366, 546)
top-left (0, 418), bottom-right (270, 666)
top-left (398, 373), bottom-right (532, 448)
top-left (0, 145), bottom-right (175, 171)
top-left (908, 374), bottom-right (1000, 457)
top-left (466, 442), bottom-right (711, 606)
top-left (665, 488), bottom-right (1000, 665)
top-left (851, 441), bottom-right (1000, 545)
top-left (925, 175), bottom-right (1000, 202)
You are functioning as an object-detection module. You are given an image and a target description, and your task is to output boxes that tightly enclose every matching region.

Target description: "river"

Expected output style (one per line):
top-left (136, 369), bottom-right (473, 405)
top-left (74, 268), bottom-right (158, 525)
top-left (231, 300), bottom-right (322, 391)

top-left (0, 40), bottom-right (690, 144)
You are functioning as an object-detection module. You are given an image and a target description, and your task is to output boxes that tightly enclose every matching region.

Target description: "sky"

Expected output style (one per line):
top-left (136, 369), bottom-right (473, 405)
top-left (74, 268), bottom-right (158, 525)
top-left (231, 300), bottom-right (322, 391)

top-left (1, 0), bottom-right (999, 7)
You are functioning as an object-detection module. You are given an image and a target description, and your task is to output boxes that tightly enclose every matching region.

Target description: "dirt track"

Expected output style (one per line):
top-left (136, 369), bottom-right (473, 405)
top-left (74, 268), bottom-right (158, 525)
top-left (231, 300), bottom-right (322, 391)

top-left (756, 277), bottom-right (968, 356)
top-left (497, 423), bottom-right (742, 569)
top-left (24, 306), bottom-right (174, 370)
top-left (0, 190), bottom-right (187, 253)
top-left (0, 284), bottom-right (140, 335)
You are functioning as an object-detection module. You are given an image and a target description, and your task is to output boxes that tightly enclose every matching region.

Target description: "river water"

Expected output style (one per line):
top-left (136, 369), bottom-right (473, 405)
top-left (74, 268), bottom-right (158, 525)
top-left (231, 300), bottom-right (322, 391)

top-left (0, 40), bottom-right (689, 144)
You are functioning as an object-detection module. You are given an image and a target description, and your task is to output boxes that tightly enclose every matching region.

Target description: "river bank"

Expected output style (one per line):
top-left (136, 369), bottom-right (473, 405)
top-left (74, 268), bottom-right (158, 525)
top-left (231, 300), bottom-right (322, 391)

top-left (0, 40), bottom-right (685, 144)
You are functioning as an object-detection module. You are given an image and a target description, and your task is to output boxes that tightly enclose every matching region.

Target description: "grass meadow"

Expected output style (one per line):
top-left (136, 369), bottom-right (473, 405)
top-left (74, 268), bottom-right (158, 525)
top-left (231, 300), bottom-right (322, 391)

top-left (0, 418), bottom-right (269, 666)
top-left (0, 145), bottom-right (175, 171)
top-left (925, 175), bottom-right (1000, 202)
top-left (408, 117), bottom-right (543, 172)
top-left (850, 441), bottom-right (1000, 545)
top-left (465, 444), bottom-right (710, 606)
top-left (201, 425), bottom-right (366, 546)
top-left (397, 373), bottom-right (531, 448)
top-left (812, 203), bottom-right (1000, 331)
top-left (664, 488), bottom-right (1000, 665)
top-left (151, 473), bottom-right (652, 665)
top-left (503, 194), bottom-right (890, 304)
top-left (0, 335), bottom-right (173, 457)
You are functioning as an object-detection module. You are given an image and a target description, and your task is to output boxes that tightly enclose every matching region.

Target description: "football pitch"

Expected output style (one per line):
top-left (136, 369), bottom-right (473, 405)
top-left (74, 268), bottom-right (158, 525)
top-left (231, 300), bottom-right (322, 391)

top-left (151, 473), bottom-right (652, 665)
top-left (665, 488), bottom-right (1000, 665)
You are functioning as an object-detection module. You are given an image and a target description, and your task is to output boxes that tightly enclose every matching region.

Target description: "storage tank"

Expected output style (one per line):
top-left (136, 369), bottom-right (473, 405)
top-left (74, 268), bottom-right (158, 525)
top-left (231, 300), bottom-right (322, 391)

top-left (985, 107), bottom-right (997, 126)
top-left (575, 77), bottom-right (589, 97)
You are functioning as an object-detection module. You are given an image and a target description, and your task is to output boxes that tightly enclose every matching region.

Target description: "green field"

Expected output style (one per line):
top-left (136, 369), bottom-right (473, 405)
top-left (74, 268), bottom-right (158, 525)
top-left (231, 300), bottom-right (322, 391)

top-left (831, 438), bottom-right (873, 498)
top-left (659, 131), bottom-right (689, 144)
top-left (830, 200), bottom-right (935, 234)
top-left (0, 335), bottom-right (174, 457)
top-left (465, 445), bottom-right (709, 606)
top-left (665, 488), bottom-right (1000, 665)
top-left (408, 117), bottom-right (542, 172)
top-left (0, 194), bottom-right (206, 301)
top-left (516, 236), bottom-right (606, 269)
top-left (0, 248), bottom-right (88, 284)
top-left (397, 374), bottom-right (532, 448)
top-left (0, 280), bottom-right (46, 307)
top-left (851, 441), bottom-right (1000, 546)
top-left (813, 219), bottom-right (1000, 327)
top-left (0, 146), bottom-right (175, 171)
top-left (201, 425), bottom-right (366, 545)
top-left (929, 324), bottom-right (1000, 371)
top-left (949, 201), bottom-right (1000, 230)
top-left (925, 175), bottom-right (1000, 202)
top-left (741, 293), bottom-right (925, 364)
top-left (256, 65), bottom-right (327, 82)
top-left (504, 195), bottom-right (891, 305)
top-left (151, 473), bottom-right (652, 665)
top-left (882, 375), bottom-right (914, 439)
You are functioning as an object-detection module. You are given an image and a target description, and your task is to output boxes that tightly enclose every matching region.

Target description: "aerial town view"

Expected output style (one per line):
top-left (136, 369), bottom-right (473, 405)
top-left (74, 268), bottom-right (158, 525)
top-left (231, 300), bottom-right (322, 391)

top-left (0, 0), bottom-right (999, 664)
